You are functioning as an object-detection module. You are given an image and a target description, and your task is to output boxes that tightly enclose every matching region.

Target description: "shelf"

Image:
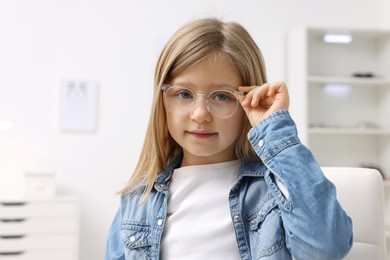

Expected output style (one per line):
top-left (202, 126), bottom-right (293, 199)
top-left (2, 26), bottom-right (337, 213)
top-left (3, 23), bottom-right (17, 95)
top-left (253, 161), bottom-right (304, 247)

top-left (308, 127), bottom-right (390, 135)
top-left (307, 75), bottom-right (390, 86)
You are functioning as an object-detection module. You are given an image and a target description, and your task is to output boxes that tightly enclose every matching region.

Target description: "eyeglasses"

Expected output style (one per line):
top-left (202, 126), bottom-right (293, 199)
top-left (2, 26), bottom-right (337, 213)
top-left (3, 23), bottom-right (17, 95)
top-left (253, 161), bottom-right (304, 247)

top-left (161, 85), bottom-right (244, 119)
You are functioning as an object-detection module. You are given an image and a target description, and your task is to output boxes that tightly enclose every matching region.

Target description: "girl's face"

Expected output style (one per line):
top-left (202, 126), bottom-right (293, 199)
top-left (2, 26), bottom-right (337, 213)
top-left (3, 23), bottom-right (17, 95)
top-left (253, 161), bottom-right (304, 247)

top-left (165, 54), bottom-right (245, 167)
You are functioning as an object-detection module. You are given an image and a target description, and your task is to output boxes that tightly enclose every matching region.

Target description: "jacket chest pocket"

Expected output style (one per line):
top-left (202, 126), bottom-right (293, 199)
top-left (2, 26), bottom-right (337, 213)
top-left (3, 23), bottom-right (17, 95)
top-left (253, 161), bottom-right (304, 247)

top-left (247, 197), bottom-right (286, 259)
top-left (121, 221), bottom-right (152, 259)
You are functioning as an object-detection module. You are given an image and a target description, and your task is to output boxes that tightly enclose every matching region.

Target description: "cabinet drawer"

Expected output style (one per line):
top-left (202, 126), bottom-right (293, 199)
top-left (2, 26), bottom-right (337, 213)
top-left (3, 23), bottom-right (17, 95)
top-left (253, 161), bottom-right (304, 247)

top-left (0, 234), bottom-right (76, 251)
top-left (0, 218), bottom-right (77, 236)
top-left (0, 250), bottom-right (76, 260)
top-left (0, 201), bottom-right (78, 218)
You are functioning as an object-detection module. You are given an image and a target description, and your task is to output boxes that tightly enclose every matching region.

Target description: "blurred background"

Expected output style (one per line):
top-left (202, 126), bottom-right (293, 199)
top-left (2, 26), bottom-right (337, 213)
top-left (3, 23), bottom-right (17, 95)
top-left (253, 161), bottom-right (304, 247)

top-left (0, 0), bottom-right (389, 259)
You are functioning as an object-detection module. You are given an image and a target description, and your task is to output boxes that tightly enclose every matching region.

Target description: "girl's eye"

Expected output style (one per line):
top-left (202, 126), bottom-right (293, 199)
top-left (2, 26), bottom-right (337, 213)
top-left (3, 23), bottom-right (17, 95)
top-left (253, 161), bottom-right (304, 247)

top-left (212, 91), bottom-right (234, 102)
top-left (177, 90), bottom-right (193, 100)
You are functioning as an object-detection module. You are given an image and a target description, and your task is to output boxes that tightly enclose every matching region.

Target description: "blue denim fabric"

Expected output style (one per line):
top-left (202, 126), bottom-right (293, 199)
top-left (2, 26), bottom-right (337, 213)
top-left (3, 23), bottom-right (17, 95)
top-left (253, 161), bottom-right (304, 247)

top-left (104, 110), bottom-right (353, 260)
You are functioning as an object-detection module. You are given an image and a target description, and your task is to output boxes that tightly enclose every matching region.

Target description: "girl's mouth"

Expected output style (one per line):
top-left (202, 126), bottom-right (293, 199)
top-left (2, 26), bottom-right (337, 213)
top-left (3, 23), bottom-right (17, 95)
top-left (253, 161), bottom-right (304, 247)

top-left (186, 131), bottom-right (218, 138)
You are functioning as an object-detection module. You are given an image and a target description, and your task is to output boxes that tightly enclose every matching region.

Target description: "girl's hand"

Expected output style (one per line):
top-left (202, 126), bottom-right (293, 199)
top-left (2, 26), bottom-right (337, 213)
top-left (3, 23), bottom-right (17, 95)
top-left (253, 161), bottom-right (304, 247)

top-left (238, 81), bottom-right (290, 126)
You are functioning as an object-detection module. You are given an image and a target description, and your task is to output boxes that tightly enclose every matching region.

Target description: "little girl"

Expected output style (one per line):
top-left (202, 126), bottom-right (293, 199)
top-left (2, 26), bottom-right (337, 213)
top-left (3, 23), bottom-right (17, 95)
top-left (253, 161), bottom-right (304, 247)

top-left (104, 18), bottom-right (353, 260)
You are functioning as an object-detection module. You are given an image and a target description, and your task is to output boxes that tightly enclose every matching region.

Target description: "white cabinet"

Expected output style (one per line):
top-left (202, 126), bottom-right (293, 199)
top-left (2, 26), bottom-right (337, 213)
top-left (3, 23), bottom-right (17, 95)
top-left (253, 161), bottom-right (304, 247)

top-left (287, 27), bottom-right (390, 177)
top-left (0, 197), bottom-right (79, 260)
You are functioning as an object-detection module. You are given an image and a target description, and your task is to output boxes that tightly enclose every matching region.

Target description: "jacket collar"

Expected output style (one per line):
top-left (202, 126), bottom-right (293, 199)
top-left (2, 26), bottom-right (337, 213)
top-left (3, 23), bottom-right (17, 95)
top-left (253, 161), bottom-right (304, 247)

top-left (154, 153), bottom-right (266, 190)
top-left (154, 153), bottom-right (183, 191)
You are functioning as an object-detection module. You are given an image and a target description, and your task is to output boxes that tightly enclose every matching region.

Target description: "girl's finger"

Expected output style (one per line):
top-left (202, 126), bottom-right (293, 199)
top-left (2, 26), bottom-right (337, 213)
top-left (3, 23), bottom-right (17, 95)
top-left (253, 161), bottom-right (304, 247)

top-left (238, 86), bottom-right (256, 107)
top-left (239, 84), bottom-right (269, 107)
top-left (250, 87), bottom-right (268, 107)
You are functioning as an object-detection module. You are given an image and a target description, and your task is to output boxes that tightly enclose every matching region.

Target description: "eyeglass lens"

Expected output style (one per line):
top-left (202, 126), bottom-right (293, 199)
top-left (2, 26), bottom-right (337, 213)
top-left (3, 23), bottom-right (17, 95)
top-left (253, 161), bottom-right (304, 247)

top-left (163, 86), bottom-right (240, 118)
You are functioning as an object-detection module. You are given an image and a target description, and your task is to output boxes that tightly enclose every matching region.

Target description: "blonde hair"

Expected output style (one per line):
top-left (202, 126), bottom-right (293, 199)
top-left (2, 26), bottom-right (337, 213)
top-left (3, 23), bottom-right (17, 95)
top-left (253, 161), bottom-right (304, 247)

top-left (120, 17), bottom-right (268, 200)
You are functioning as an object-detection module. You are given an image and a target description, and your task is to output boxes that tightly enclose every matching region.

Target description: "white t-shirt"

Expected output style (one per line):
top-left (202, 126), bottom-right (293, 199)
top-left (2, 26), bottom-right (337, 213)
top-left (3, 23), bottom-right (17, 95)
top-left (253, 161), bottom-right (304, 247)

top-left (161, 160), bottom-right (242, 260)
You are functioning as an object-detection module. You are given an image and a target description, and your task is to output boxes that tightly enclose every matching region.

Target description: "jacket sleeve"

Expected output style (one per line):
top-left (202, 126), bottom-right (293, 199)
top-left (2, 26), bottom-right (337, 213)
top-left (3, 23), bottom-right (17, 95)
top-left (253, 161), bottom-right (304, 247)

top-left (248, 110), bottom-right (353, 260)
top-left (104, 208), bottom-right (125, 260)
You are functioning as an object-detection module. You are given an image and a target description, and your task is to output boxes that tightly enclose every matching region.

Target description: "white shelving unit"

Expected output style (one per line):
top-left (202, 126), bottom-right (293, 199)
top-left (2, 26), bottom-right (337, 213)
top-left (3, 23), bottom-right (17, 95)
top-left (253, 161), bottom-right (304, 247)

top-left (287, 27), bottom-right (390, 176)
top-left (287, 27), bottom-right (390, 258)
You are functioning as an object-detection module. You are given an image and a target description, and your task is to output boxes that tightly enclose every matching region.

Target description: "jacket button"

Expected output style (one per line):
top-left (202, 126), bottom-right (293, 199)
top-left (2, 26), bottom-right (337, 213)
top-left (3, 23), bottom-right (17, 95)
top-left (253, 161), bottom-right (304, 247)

top-left (233, 215), bottom-right (240, 222)
top-left (258, 140), bottom-right (264, 147)
top-left (157, 219), bottom-right (164, 226)
top-left (130, 236), bottom-right (136, 242)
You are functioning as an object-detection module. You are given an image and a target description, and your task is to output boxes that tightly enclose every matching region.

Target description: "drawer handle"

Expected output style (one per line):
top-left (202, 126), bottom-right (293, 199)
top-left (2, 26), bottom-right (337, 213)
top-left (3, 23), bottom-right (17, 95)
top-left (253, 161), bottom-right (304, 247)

top-left (0, 218), bottom-right (26, 223)
top-left (0, 235), bottom-right (25, 239)
top-left (1, 202), bottom-right (26, 206)
top-left (0, 251), bottom-right (24, 256)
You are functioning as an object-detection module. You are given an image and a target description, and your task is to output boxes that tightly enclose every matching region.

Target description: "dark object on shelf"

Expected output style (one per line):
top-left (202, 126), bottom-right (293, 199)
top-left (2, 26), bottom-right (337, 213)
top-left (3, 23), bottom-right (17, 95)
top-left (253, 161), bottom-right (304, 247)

top-left (352, 72), bottom-right (374, 78)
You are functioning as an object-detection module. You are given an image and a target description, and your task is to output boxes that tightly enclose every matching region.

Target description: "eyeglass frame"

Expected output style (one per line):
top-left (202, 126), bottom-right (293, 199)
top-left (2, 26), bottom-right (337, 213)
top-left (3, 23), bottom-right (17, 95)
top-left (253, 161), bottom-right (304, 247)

top-left (161, 84), bottom-right (245, 119)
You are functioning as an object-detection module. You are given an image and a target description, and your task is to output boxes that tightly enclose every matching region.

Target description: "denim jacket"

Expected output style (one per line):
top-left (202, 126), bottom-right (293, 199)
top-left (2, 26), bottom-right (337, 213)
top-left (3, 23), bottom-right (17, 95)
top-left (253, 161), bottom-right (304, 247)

top-left (105, 110), bottom-right (353, 260)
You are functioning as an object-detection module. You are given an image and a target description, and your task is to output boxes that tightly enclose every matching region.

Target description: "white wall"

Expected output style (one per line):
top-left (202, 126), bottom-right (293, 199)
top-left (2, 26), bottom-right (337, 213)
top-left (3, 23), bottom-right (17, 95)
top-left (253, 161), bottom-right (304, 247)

top-left (383, 0), bottom-right (390, 26)
top-left (0, 0), bottom-right (387, 259)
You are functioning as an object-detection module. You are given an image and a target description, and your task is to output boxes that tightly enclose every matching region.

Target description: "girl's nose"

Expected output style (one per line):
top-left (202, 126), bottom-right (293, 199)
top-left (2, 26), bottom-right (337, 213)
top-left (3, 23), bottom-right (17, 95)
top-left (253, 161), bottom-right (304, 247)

top-left (190, 97), bottom-right (211, 123)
